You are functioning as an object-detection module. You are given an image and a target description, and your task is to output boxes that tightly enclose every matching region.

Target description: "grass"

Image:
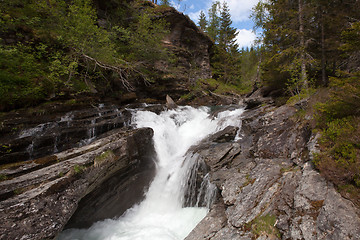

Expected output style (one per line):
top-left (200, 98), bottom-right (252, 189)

top-left (94, 150), bottom-right (115, 167)
top-left (95, 150), bottom-right (115, 162)
top-left (246, 214), bottom-right (281, 238)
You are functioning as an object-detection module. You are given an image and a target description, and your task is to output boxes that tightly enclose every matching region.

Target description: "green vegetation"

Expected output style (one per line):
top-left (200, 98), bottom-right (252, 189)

top-left (94, 150), bottom-right (115, 163)
top-left (0, 0), bottom-right (170, 111)
top-left (314, 73), bottom-right (360, 191)
top-left (13, 188), bottom-right (25, 195)
top-left (250, 0), bottom-right (360, 206)
top-left (252, 0), bottom-right (360, 97)
top-left (0, 144), bottom-right (12, 154)
top-left (197, 1), bottom-right (254, 94)
top-left (246, 214), bottom-right (280, 238)
top-left (73, 164), bottom-right (85, 174)
top-left (0, 174), bottom-right (8, 181)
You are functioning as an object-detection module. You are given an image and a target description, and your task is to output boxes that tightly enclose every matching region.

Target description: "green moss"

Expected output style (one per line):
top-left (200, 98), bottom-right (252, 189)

top-left (280, 166), bottom-right (297, 173)
top-left (180, 93), bottom-right (194, 100)
top-left (247, 214), bottom-right (281, 238)
top-left (73, 164), bottom-right (85, 174)
top-left (0, 144), bottom-right (12, 154)
top-left (13, 188), bottom-right (25, 195)
top-left (0, 174), bottom-right (8, 181)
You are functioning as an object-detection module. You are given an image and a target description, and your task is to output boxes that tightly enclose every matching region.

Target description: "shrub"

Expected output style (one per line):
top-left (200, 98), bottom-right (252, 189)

top-left (314, 71), bottom-right (360, 205)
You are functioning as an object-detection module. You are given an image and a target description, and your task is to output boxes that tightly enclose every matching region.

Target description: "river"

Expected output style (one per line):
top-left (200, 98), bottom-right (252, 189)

top-left (58, 106), bottom-right (244, 240)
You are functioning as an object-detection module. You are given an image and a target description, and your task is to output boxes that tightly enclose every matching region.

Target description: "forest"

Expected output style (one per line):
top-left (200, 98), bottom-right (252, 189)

top-left (0, 0), bottom-right (172, 110)
top-left (249, 0), bottom-right (360, 203)
top-left (0, 0), bottom-right (360, 203)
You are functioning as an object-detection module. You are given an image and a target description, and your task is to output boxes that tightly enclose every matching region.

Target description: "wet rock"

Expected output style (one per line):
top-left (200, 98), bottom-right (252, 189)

top-left (0, 127), bottom-right (156, 240)
top-left (166, 95), bottom-right (177, 109)
top-left (0, 104), bottom-right (131, 165)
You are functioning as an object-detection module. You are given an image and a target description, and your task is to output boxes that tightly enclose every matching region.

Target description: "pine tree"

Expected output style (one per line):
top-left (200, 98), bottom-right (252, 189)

top-left (219, 1), bottom-right (239, 52)
top-left (198, 10), bottom-right (207, 32)
top-left (207, 1), bottom-right (220, 43)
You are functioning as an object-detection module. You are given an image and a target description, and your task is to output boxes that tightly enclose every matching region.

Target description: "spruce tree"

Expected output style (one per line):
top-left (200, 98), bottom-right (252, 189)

top-left (219, 1), bottom-right (239, 52)
top-left (207, 1), bottom-right (220, 43)
top-left (198, 10), bottom-right (207, 32)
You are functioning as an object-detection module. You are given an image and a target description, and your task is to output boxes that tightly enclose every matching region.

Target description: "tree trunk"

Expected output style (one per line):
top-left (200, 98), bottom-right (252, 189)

top-left (298, 0), bottom-right (308, 89)
top-left (321, 16), bottom-right (327, 86)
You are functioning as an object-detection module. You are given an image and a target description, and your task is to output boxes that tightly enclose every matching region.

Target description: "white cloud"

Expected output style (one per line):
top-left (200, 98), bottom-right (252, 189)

top-left (221, 0), bottom-right (260, 22)
top-left (236, 29), bottom-right (256, 48)
top-left (171, 1), bottom-right (181, 10)
top-left (188, 10), bottom-right (202, 23)
top-left (186, 0), bottom-right (260, 25)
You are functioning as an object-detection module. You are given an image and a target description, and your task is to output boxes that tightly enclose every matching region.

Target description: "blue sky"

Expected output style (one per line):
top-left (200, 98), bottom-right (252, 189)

top-left (170, 0), bottom-right (261, 48)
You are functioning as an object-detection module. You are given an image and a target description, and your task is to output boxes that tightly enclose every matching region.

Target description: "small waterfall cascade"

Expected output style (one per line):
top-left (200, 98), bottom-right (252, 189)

top-left (58, 106), bottom-right (244, 240)
top-left (10, 104), bottom-right (127, 161)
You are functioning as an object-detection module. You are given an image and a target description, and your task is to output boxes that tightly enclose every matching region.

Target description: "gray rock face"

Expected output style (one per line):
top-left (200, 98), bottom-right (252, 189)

top-left (0, 127), bottom-right (156, 240)
top-left (186, 104), bottom-right (360, 240)
top-left (0, 104), bottom-right (132, 165)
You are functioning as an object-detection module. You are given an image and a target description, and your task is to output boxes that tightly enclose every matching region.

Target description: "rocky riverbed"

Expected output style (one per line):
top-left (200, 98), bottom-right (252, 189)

top-left (0, 99), bottom-right (359, 240)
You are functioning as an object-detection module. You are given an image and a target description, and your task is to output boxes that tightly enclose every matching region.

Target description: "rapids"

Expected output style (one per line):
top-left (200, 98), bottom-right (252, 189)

top-left (58, 106), bottom-right (244, 240)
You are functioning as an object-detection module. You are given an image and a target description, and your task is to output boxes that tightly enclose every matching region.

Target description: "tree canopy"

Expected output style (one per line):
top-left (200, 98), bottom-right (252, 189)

top-left (0, 0), bottom-right (170, 110)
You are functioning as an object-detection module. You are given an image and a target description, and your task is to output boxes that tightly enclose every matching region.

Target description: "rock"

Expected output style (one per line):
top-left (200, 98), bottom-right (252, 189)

top-left (166, 95), bottom-right (177, 109)
top-left (242, 88), bottom-right (274, 110)
top-left (185, 104), bottom-right (360, 240)
top-left (135, 7), bottom-right (213, 103)
top-left (0, 104), bottom-right (131, 166)
top-left (0, 127), bottom-right (156, 240)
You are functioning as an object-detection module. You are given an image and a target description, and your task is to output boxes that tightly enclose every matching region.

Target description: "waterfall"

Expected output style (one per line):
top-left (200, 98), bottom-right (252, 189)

top-left (58, 106), bottom-right (244, 240)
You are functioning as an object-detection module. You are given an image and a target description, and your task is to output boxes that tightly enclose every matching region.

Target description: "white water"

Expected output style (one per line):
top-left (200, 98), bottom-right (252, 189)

top-left (58, 106), bottom-right (244, 240)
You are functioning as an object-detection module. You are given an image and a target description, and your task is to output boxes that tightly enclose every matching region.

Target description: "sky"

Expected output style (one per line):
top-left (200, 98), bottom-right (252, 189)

top-left (170, 0), bottom-right (261, 49)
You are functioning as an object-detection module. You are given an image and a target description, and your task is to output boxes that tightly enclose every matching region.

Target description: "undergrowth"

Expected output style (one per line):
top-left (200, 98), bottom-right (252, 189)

top-left (313, 71), bottom-right (360, 206)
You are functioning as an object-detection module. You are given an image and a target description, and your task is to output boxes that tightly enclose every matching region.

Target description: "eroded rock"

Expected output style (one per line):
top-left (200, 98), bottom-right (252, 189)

top-left (186, 104), bottom-right (360, 240)
top-left (0, 127), bottom-right (156, 240)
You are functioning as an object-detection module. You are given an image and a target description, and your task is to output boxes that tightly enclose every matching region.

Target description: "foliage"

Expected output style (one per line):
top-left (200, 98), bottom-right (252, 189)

top-left (0, 174), bottom-right (8, 181)
top-left (73, 164), bottom-right (85, 174)
top-left (341, 22), bottom-right (360, 52)
top-left (190, 78), bottom-right (250, 97)
top-left (239, 47), bottom-right (261, 91)
top-left (159, 0), bottom-right (171, 6)
top-left (126, 12), bottom-right (170, 62)
top-left (95, 150), bottom-right (115, 162)
top-left (314, 116), bottom-right (360, 187)
top-left (207, 1), bottom-right (220, 43)
top-left (218, 1), bottom-right (238, 52)
top-left (197, 1), bottom-right (246, 90)
top-left (286, 87), bottom-right (316, 105)
top-left (316, 71), bottom-right (360, 124)
top-left (198, 10), bottom-right (207, 32)
top-left (314, 71), bottom-right (360, 204)
top-left (0, 0), bottom-right (171, 111)
top-left (251, 0), bottom-right (360, 96)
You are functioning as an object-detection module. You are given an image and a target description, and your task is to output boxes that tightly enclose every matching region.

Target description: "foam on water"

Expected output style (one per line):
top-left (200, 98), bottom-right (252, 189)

top-left (58, 106), bottom-right (244, 240)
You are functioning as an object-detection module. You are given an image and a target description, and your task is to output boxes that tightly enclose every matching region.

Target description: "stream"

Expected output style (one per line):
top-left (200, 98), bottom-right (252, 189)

top-left (58, 106), bottom-right (244, 240)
